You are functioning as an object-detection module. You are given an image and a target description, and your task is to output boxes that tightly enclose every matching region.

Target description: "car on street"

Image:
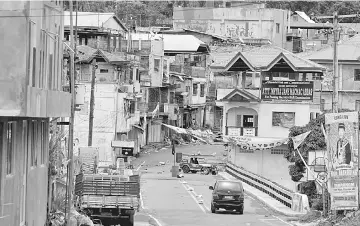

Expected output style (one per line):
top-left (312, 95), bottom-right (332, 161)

top-left (209, 180), bottom-right (244, 214)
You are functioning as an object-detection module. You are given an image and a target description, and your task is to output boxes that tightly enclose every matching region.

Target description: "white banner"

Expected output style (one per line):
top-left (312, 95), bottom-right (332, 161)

top-left (224, 136), bottom-right (288, 151)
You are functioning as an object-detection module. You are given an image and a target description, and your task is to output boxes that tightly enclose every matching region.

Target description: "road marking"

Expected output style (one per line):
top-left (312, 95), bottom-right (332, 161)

top-left (140, 190), bottom-right (145, 210)
top-left (179, 180), bottom-right (207, 214)
top-left (148, 214), bottom-right (164, 226)
top-left (136, 161), bottom-right (146, 171)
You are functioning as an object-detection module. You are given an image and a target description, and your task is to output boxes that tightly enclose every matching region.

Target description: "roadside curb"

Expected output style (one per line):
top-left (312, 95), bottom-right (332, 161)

top-left (218, 172), bottom-right (305, 218)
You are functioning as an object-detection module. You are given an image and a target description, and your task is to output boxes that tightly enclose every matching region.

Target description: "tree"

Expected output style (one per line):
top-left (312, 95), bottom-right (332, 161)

top-left (265, 1), bottom-right (360, 23)
top-left (286, 109), bottom-right (352, 182)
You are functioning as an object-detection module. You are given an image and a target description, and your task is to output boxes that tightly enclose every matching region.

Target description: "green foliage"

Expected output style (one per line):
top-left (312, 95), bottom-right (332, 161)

top-left (286, 109), bottom-right (352, 182)
top-left (265, 1), bottom-right (360, 23)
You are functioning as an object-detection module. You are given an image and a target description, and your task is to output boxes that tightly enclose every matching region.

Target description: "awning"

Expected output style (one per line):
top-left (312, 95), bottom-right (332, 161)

top-left (192, 77), bottom-right (207, 84)
top-left (132, 124), bottom-right (144, 133)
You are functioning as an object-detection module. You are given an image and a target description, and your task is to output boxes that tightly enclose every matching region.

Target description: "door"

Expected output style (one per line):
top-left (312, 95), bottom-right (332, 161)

top-left (20, 121), bottom-right (28, 225)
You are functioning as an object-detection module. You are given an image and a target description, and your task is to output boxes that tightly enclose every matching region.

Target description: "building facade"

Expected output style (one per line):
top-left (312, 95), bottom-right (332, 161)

top-left (299, 35), bottom-right (360, 112)
top-left (210, 45), bottom-right (325, 190)
top-left (172, 6), bottom-right (289, 48)
top-left (0, 1), bottom-right (70, 226)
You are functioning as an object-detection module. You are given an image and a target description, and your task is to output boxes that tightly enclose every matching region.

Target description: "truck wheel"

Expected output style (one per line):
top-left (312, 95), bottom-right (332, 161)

top-left (202, 167), bottom-right (210, 175)
top-left (120, 214), bottom-right (134, 226)
top-left (182, 165), bottom-right (190, 173)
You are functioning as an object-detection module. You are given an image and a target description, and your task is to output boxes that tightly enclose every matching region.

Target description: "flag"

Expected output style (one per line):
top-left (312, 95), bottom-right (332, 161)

top-left (292, 131), bottom-right (311, 150)
top-left (321, 123), bottom-right (327, 141)
top-left (152, 102), bottom-right (159, 119)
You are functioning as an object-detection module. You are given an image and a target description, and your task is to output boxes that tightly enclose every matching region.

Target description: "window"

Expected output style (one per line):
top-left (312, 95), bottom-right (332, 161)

top-left (0, 122), bottom-right (3, 185)
top-left (271, 149), bottom-right (287, 155)
top-left (6, 122), bottom-right (15, 175)
top-left (100, 69), bottom-right (109, 73)
top-left (354, 69), bottom-right (360, 81)
top-left (169, 92), bottom-right (175, 104)
top-left (129, 101), bottom-right (136, 114)
top-left (272, 112), bottom-right (295, 127)
top-left (276, 23), bottom-right (280, 33)
top-left (293, 15), bottom-right (298, 22)
top-left (186, 86), bottom-right (190, 92)
top-left (193, 84), bottom-right (198, 96)
top-left (200, 84), bottom-right (205, 97)
top-left (320, 99), bottom-right (325, 111)
top-left (154, 59), bottom-right (160, 72)
top-left (312, 73), bottom-right (322, 80)
top-left (356, 100), bottom-right (360, 112)
top-left (30, 121), bottom-right (37, 167)
top-left (41, 121), bottom-right (47, 164)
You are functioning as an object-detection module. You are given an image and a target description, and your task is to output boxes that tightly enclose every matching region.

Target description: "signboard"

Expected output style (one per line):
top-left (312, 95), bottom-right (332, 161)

top-left (261, 81), bottom-right (313, 101)
top-left (243, 128), bottom-right (255, 137)
top-left (325, 112), bottom-right (359, 210)
top-left (227, 128), bottom-right (241, 137)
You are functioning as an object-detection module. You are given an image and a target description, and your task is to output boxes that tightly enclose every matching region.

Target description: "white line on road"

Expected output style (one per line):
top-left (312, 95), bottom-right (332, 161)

top-left (136, 161), bottom-right (146, 171)
top-left (140, 190), bottom-right (145, 210)
top-left (271, 215), bottom-right (293, 226)
top-left (148, 214), bottom-right (164, 226)
top-left (179, 180), bottom-right (207, 214)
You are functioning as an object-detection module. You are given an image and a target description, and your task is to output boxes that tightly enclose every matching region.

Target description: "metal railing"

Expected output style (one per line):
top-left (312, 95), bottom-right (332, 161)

top-left (225, 162), bottom-right (294, 208)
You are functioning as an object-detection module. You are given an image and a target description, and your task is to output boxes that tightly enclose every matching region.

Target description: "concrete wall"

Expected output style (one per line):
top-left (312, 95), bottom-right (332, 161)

top-left (149, 39), bottom-right (164, 87)
top-left (227, 107), bottom-right (257, 126)
top-left (191, 80), bottom-right (207, 105)
top-left (0, 1), bottom-right (70, 117)
top-left (258, 103), bottom-right (310, 138)
top-left (228, 143), bottom-right (295, 191)
top-left (173, 7), bottom-right (288, 48)
top-left (74, 83), bottom-right (117, 162)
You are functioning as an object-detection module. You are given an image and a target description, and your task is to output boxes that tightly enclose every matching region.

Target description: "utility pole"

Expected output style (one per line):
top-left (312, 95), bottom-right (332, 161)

top-left (88, 59), bottom-right (97, 146)
top-left (66, 0), bottom-right (76, 224)
top-left (332, 11), bottom-right (339, 113)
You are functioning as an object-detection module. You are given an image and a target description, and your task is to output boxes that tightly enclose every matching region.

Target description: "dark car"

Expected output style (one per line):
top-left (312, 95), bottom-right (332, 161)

top-left (209, 180), bottom-right (244, 214)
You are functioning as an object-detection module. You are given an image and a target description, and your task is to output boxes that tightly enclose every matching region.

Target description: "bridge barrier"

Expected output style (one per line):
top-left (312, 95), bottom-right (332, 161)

top-left (226, 162), bottom-right (309, 213)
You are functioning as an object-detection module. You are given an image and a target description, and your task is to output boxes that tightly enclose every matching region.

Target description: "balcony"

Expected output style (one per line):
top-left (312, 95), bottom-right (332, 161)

top-left (138, 102), bottom-right (178, 117)
top-left (183, 65), bottom-right (206, 77)
top-left (225, 126), bottom-right (258, 136)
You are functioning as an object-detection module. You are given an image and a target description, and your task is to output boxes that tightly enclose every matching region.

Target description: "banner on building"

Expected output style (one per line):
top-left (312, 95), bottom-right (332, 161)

top-left (224, 136), bottom-right (288, 151)
top-left (325, 112), bottom-right (359, 210)
top-left (261, 81), bottom-right (313, 101)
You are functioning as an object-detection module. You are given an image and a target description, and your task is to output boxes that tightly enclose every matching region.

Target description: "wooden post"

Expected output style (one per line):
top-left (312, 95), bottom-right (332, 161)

top-left (88, 59), bottom-right (96, 146)
top-left (66, 0), bottom-right (76, 223)
top-left (332, 11), bottom-right (339, 113)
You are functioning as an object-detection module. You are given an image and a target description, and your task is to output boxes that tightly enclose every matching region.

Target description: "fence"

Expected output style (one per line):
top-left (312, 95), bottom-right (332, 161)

top-left (226, 162), bottom-right (294, 208)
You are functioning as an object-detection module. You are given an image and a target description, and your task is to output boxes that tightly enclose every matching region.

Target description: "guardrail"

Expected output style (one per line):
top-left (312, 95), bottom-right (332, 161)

top-left (226, 162), bottom-right (294, 208)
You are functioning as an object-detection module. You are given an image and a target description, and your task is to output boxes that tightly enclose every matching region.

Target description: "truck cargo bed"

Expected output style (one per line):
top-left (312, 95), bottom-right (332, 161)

top-left (80, 195), bottom-right (139, 209)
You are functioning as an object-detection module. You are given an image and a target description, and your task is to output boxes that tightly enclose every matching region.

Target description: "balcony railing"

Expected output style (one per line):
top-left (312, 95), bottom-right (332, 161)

top-left (138, 102), bottom-right (178, 115)
top-left (225, 126), bottom-right (258, 136)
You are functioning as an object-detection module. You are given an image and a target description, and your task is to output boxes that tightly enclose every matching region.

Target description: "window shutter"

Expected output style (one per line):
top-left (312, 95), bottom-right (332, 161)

top-left (254, 115), bottom-right (258, 128)
top-left (236, 115), bottom-right (242, 127)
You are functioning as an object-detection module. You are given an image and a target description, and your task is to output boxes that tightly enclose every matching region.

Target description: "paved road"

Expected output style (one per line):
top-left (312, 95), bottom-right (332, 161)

top-left (132, 144), bottom-right (295, 226)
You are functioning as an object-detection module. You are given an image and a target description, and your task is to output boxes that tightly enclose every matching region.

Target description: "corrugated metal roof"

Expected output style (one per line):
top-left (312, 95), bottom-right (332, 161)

top-left (295, 11), bottom-right (315, 23)
top-left (299, 34), bottom-right (360, 61)
top-left (76, 45), bottom-right (128, 63)
top-left (211, 45), bottom-right (326, 72)
top-left (128, 33), bottom-right (210, 53)
top-left (63, 11), bottom-right (128, 31)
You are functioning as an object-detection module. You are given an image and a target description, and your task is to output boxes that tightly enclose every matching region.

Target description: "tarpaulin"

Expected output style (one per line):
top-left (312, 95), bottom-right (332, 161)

top-left (224, 135), bottom-right (288, 151)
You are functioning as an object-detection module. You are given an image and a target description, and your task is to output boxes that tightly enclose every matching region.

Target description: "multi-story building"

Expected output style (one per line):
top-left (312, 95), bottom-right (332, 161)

top-left (64, 11), bottom-right (128, 52)
top-left (72, 45), bottom-right (141, 162)
top-left (127, 33), bottom-right (210, 142)
top-left (0, 1), bottom-right (70, 226)
top-left (210, 44), bottom-right (326, 190)
top-left (298, 34), bottom-right (360, 112)
top-left (172, 5), bottom-right (289, 48)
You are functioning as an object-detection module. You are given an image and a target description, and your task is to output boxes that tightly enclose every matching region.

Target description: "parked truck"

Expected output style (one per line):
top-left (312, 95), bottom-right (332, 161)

top-left (75, 173), bottom-right (140, 226)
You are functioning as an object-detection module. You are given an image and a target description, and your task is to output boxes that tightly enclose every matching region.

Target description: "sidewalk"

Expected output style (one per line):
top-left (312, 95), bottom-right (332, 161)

top-left (219, 171), bottom-right (306, 218)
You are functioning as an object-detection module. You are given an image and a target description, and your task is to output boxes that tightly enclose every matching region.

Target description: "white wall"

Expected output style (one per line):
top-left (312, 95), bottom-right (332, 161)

top-left (258, 103), bottom-right (310, 138)
top-left (228, 144), bottom-right (295, 191)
